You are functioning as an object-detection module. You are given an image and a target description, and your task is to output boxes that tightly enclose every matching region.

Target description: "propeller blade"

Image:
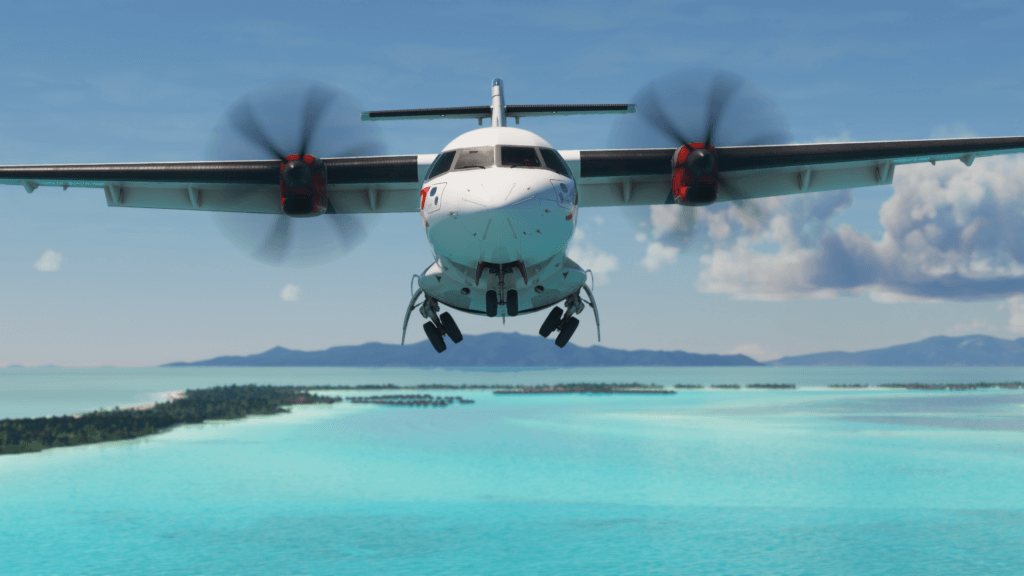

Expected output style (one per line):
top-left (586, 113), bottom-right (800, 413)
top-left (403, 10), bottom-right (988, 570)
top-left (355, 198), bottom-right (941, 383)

top-left (332, 141), bottom-right (384, 158)
top-left (326, 213), bottom-right (368, 250)
top-left (230, 100), bottom-right (288, 161)
top-left (256, 215), bottom-right (294, 263)
top-left (734, 199), bottom-right (766, 226)
top-left (702, 72), bottom-right (743, 147)
top-left (298, 87), bottom-right (336, 158)
top-left (657, 205), bottom-right (697, 248)
top-left (209, 81), bottom-right (386, 267)
top-left (612, 69), bottom-right (792, 251)
top-left (636, 85), bottom-right (694, 149)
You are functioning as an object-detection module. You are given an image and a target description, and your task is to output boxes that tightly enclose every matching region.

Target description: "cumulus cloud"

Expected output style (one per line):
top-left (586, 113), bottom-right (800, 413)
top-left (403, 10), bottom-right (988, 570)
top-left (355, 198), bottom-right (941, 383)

top-left (35, 250), bottom-right (62, 271)
top-left (696, 156), bottom-right (1024, 301)
top-left (568, 227), bottom-right (619, 286)
top-left (1008, 296), bottom-right (1024, 334)
top-left (280, 283), bottom-right (301, 301)
top-left (641, 242), bottom-right (680, 272)
top-left (729, 344), bottom-right (773, 362)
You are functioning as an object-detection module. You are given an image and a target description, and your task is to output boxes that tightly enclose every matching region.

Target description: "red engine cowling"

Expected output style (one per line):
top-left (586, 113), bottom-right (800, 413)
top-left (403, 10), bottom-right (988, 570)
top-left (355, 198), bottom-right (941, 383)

top-left (671, 143), bottom-right (719, 206)
top-left (279, 154), bottom-right (329, 217)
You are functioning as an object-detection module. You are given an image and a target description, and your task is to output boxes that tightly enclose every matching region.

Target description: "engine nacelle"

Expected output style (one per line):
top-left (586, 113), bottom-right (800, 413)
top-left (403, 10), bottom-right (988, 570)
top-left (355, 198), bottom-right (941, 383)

top-left (671, 143), bottom-right (718, 206)
top-left (280, 154), bottom-right (329, 217)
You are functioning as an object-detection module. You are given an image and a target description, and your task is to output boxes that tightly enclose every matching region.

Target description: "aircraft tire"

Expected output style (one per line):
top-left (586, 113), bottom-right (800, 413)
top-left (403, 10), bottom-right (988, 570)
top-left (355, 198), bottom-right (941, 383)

top-left (423, 321), bottom-right (447, 353)
top-left (555, 316), bottom-right (579, 348)
top-left (440, 312), bottom-right (463, 343)
top-left (539, 306), bottom-right (563, 338)
top-left (485, 290), bottom-right (498, 317)
top-left (506, 290), bottom-right (519, 317)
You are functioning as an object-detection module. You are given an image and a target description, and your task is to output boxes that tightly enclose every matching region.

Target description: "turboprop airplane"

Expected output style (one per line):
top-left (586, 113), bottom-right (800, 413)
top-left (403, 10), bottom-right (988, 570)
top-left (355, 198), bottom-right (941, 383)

top-left (4, 77), bottom-right (1024, 353)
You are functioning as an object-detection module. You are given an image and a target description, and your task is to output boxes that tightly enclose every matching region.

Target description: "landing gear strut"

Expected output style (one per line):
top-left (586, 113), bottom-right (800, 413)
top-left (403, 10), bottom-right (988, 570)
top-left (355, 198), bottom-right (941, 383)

top-left (480, 262), bottom-right (521, 317)
top-left (402, 287), bottom-right (463, 354)
top-left (538, 285), bottom-right (601, 348)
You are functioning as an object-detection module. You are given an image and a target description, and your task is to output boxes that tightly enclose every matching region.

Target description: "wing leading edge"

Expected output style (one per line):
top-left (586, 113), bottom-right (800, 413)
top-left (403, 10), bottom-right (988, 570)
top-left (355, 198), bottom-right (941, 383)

top-left (565, 136), bottom-right (1024, 208)
top-left (5, 136), bottom-right (1024, 213)
top-left (0, 155), bottom-right (433, 214)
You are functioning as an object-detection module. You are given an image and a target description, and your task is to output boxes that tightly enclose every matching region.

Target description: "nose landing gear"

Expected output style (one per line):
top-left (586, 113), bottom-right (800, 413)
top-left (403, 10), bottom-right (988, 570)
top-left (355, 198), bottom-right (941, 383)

top-left (402, 287), bottom-right (463, 353)
top-left (479, 261), bottom-right (524, 317)
top-left (538, 284), bottom-right (601, 348)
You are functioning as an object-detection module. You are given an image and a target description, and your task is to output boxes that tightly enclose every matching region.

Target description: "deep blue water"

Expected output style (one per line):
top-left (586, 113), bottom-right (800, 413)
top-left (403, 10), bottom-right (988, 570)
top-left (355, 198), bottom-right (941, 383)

top-left (2, 367), bottom-right (1024, 575)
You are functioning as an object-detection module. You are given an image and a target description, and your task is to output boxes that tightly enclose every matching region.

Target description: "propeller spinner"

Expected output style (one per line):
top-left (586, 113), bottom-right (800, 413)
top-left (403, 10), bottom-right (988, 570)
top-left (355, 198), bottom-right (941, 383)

top-left (208, 82), bottom-right (385, 266)
top-left (611, 69), bottom-right (792, 248)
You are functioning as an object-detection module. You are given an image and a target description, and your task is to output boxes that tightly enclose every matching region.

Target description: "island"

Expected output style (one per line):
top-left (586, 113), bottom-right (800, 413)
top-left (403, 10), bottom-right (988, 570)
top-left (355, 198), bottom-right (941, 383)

top-left (0, 384), bottom-right (339, 455)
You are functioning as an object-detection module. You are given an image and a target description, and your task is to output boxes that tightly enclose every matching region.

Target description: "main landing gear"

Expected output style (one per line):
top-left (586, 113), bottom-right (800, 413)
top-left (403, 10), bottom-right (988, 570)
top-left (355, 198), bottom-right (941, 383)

top-left (539, 285), bottom-right (601, 348)
top-left (402, 288), bottom-right (463, 353)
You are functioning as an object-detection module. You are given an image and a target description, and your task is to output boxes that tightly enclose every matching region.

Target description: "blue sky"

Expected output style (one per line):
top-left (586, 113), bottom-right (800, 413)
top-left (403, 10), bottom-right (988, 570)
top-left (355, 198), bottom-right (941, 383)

top-left (3, 0), bottom-right (1024, 366)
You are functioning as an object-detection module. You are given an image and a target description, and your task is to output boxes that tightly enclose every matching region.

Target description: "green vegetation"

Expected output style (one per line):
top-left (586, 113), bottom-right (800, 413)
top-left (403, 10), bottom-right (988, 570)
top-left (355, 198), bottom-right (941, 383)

top-left (348, 394), bottom-right (475, 406)
top-left (0, 385), bottom-right (337, 455)
top-left (746, 383), bottom-right (796, 389)
top-left (826, 382), bottom-right (1024, 390)
top-left (494, 383), bottom-right (676, 394)
top-left (878, 382), bottom-right (1024, 391)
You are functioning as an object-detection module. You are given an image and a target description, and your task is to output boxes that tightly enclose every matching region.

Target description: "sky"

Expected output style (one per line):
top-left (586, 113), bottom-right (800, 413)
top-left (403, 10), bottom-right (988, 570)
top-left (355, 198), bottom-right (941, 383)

top-left (3, 0), bottom-right (1024, 366)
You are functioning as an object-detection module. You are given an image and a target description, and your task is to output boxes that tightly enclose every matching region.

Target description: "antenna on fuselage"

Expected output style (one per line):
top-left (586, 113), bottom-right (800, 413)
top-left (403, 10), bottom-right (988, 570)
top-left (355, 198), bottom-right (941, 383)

top-left (491, 78), bottom-right (506, 127)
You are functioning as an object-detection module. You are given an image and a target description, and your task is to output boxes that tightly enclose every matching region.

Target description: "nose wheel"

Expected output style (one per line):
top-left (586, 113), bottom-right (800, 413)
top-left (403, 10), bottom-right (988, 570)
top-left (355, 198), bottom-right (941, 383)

top-left (402, 287), bottom-right (463, 353)
top-left (538, 285), bottom-right (601, 348)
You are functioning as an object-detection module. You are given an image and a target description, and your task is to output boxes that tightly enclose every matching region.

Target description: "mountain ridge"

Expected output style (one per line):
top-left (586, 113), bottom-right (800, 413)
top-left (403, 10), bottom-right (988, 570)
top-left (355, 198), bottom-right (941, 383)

top-left (769, 334), bottom-right (1024, 366)
top-left (163, 333), bottom-right (1024, 368)
top-left (164, 332), bottom-right (759, 367)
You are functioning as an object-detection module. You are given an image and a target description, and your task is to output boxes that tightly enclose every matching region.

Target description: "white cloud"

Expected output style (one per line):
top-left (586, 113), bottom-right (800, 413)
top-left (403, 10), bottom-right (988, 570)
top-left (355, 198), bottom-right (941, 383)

top-left (641, 242), bottom-right (680, 272)
top-left (697, 156), bottom-right (1024, 301)
top-left (1008, 296), bottom-right (1024, 334)
top-left (280, 283), bottom-right (301, 301)
top-left (945, 318), bottom-right (992, 336)
top-left (567, 233), bottom-right (619, 286)
top-left (729, 344), bottom-right (773, 362)
top-left (593, 215), bottom-right (604, 225)
top-left (34, 250), bottom-right (62, 272)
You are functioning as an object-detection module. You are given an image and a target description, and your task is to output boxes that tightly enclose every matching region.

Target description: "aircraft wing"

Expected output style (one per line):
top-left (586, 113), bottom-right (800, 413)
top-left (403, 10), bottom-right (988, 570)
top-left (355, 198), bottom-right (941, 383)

top-left (564, 136), bottom-right (1024, 207)
top-left (0, 155), bottom-right (436, 214)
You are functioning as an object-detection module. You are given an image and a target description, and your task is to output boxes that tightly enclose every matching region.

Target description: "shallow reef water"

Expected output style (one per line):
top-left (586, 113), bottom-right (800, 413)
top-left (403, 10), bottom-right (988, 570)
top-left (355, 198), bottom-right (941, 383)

top-left (2, 366), bottom-right (1023, 575)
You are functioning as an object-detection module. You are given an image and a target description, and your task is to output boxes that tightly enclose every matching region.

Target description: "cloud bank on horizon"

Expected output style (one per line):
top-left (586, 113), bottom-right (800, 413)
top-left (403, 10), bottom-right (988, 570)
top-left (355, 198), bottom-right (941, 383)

top-left (618, 155), bottom-right (1024, 331)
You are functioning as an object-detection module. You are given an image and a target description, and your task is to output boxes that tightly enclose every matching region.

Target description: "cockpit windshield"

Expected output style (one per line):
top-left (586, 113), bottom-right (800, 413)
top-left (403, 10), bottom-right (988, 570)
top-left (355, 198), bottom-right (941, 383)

top-left (453, 147), bottom-right (495, 170)
top-left (501, 146), bottom-right (542, 168)
top-left (425, 145), bottom-right (574, 180)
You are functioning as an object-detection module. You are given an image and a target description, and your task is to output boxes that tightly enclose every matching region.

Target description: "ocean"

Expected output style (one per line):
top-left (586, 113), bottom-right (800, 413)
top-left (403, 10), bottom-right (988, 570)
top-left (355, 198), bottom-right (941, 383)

top-left (2, 366), bottom-right (1023, 575)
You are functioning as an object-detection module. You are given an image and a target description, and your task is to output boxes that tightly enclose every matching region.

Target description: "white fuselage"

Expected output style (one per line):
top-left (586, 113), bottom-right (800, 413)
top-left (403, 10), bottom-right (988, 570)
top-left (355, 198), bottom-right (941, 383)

top-left (417, 127), bottom-right (586, 316)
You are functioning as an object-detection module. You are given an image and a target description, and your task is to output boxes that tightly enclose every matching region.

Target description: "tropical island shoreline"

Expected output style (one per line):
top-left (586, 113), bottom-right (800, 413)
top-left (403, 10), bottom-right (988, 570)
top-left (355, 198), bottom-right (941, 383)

top-left (3, 382), bottom-right (1023, 455)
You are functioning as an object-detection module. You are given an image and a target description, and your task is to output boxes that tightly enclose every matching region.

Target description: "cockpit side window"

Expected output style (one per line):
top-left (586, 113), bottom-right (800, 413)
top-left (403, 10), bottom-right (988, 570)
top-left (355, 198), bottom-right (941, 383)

top-left (425, 150), bottom-right (456, 180)
top-left (540, 148), bottom-right (572, 178)
top-left (500, 146), bottom-right (542, 168)
top-left (453, 147), bottom-right (495, 170)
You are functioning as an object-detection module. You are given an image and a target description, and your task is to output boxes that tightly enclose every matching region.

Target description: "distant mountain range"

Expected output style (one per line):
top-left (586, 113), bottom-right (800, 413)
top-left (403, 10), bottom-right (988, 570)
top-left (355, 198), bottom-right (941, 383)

top-left (770, 335), bottom-right (1024, 367)
top-left (163, 332), bottom-right (758, 368)
top-left (163, 333), bottom-right (1024, 368)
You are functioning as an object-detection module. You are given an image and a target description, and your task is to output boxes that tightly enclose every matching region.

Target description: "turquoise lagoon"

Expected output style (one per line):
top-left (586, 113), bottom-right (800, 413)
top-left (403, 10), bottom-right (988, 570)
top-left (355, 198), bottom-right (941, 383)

top-left (2, 367), bottom-right (1024, 575)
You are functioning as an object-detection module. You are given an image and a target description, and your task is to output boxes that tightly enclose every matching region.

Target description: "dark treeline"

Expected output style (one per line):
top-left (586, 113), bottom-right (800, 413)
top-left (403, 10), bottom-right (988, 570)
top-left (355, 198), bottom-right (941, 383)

top-left (826, 382), bottom-right (1024, 390)
top-left (494, 383), bottom-right (675, 394)
top-left (320, 384), bottom-right (511, 390)
top-left (347, 394), bottom-right (475, 407)
top-left (0, 385), bottom-right (338, 455)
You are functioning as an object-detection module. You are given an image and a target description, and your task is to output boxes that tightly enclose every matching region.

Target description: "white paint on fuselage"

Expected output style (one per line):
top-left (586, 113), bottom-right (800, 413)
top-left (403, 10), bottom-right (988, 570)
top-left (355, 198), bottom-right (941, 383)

top-left (418, 127), bottom-right (584, 316)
